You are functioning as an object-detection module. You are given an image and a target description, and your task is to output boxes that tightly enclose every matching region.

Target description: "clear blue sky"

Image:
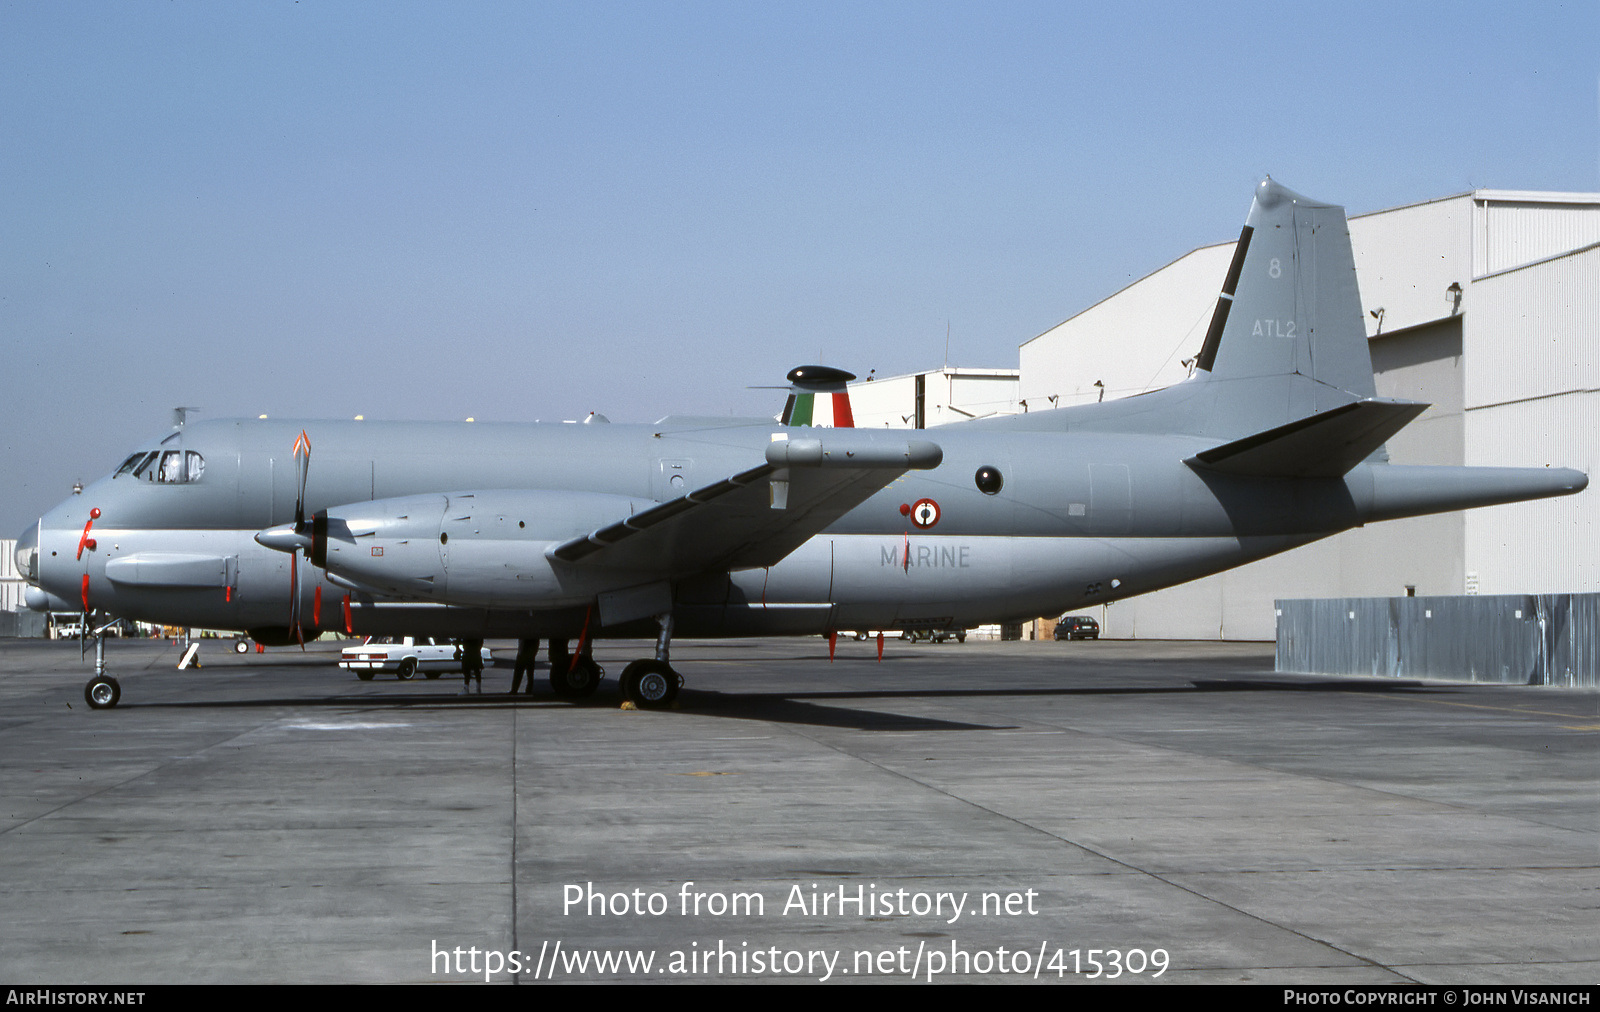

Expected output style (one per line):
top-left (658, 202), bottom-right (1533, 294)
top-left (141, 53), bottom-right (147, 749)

top-left (4, 1), bottom-right (1597, 535)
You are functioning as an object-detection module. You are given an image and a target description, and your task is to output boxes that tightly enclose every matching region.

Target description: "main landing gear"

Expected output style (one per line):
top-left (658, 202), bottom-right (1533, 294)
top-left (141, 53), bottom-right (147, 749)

top-left (618, 612), bottom-right (681, 709)
top-left (548, 638), bottom-right (603, 699)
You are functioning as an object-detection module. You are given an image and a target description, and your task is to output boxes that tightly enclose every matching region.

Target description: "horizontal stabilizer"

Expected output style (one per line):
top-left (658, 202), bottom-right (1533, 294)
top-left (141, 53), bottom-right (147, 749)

top-left (1186, 399), bottom-right (1428, 478)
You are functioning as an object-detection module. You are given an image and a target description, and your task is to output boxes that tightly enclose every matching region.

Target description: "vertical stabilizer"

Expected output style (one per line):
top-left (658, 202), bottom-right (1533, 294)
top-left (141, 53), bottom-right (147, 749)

top-left (1197, 179), bottom-right (1376, 395)
top-left (1195, 179), bottom-right (1377, 423)
top-left (959, 179), bottom-right (1406, 444)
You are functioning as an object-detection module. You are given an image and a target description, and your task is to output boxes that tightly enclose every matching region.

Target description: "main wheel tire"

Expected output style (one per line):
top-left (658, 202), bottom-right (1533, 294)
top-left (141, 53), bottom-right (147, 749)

top-left (396, 658), bottom-right (418, 680)
top-left (550, 657), bottom-right (603, 699)
top-left (85, 675), bottom-right (121, 709)
top-left (570, 658), bottom-right (602, 698)
top-left (234, 640), bottom-right (251, 654)
top-left (620, 660), bottom-right (678, 709)
top-left (549, 662), bottom-right (574, 697)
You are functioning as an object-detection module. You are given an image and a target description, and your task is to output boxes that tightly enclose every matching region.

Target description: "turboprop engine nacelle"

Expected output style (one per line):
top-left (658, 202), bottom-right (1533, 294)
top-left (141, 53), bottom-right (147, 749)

top-left (257, 489), bottom-right (657, 607)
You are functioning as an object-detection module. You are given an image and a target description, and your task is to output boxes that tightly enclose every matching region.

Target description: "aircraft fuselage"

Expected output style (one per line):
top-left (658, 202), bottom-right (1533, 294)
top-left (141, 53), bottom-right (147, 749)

top-left (26, 415), bottom-right (1363, 641)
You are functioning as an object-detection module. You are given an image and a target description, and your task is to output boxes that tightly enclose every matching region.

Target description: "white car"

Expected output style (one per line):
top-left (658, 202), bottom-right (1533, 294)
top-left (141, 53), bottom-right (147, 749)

top-left (338, 636), bottom-right (492, 681)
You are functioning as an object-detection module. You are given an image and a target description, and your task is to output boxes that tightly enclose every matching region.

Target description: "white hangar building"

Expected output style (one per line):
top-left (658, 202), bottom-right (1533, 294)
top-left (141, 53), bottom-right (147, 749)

top-left (1019, 188), bottom-right (1600, 640)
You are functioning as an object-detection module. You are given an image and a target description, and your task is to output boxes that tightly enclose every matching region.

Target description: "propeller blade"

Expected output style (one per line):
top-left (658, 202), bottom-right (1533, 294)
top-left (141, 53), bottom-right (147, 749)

top-left (289, 548), bottom-right (304, 648)
top-left (289, 430), bottom-right (312, 648)
top-left (292, 430), bottom-right (312, 531)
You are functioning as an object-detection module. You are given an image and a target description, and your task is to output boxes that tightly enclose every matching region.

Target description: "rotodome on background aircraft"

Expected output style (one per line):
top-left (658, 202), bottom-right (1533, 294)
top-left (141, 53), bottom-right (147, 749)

top-left (15, 179), bottom-right (1587, 709)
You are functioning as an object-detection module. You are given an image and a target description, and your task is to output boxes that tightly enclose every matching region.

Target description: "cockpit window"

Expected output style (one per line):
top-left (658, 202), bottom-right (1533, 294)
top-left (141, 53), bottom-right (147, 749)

top-left (115, 452), bottom-right (156, 478)
top-left (115, 450), bottom-right (204, 483)
top-left (155, 450), bottom-right (205, 484)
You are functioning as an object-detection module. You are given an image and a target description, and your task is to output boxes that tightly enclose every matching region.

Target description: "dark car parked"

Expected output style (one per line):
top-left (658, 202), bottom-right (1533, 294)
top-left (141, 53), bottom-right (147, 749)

top-left (1053, 616), bottom-right (1100, 640)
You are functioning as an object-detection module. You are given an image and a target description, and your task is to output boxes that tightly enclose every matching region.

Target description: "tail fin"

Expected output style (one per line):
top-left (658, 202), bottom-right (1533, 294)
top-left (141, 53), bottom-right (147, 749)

top-left (1197, 178), bottom-right (1377, 400)
top-left (992, 179), bottom-right (1418, 446)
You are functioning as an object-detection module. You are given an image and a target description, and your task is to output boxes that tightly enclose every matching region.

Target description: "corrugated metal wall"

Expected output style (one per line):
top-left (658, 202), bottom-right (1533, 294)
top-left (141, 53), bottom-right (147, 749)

top-left (1462, 242), bottom-right (1600, 595)
top-left (1463, 395), bottom-right (1600, 595)
top-left (1474, 199), bottom-right (1600, 275)
top-left (1466, 244), bottom-right (1600, 409)
top-left (1276, 594), bottom-right (1600, 687)
top-left (1351, 195), bottom-right (1472, 337)
top-left (0, 537), bottom-right (27, 614)
top-left (1018, 243), bottom-right (1233, 408)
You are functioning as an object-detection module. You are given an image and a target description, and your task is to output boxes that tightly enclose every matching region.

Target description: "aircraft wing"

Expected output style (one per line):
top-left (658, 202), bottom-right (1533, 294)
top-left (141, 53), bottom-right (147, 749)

top-left (550, 435), bottom-right (943, 574)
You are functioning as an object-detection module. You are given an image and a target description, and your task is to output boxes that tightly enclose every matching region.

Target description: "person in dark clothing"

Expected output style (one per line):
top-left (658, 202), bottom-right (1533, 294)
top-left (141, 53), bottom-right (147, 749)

top-left (460, 637), bottom-right (485, 693)
top-left (510, 638), bottom-right (540, 695)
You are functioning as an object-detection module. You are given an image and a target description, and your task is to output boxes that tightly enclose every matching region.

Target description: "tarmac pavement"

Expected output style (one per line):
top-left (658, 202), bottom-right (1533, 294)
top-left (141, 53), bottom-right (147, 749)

top-left (0, 634), bottom-right (1593, 984)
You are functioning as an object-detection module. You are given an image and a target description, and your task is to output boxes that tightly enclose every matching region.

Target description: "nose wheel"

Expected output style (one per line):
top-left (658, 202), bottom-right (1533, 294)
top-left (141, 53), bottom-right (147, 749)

top-left (82, 619), bottom-right (122, 709)
top-left (85, 674), bottom-right (121, 709)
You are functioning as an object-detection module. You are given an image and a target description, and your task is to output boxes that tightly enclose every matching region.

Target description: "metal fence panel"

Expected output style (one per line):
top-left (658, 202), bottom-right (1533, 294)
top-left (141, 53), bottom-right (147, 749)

top-left (1276, 594), bottom-right (1599, 687)
top-left (0, 610), bottom-right (48, 638)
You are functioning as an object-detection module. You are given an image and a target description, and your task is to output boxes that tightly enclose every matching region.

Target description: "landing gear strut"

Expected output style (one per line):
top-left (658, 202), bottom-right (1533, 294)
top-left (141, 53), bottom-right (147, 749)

top-left (620, 612), bottom-right (680, 709)
top-left (83, 619), bottom-right (121, 710)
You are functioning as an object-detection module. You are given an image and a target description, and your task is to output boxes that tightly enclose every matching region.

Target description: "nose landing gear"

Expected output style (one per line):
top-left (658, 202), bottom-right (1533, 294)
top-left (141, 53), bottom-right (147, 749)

top-left (83, 618), bottom-right (121, 709)
top-left (85, 674), bottom-right (121, 709)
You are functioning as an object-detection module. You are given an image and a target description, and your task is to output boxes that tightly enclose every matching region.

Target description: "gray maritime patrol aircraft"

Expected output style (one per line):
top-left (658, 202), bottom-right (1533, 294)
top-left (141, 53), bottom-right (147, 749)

top-left (16, 180), bottom-right (1587, 709)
